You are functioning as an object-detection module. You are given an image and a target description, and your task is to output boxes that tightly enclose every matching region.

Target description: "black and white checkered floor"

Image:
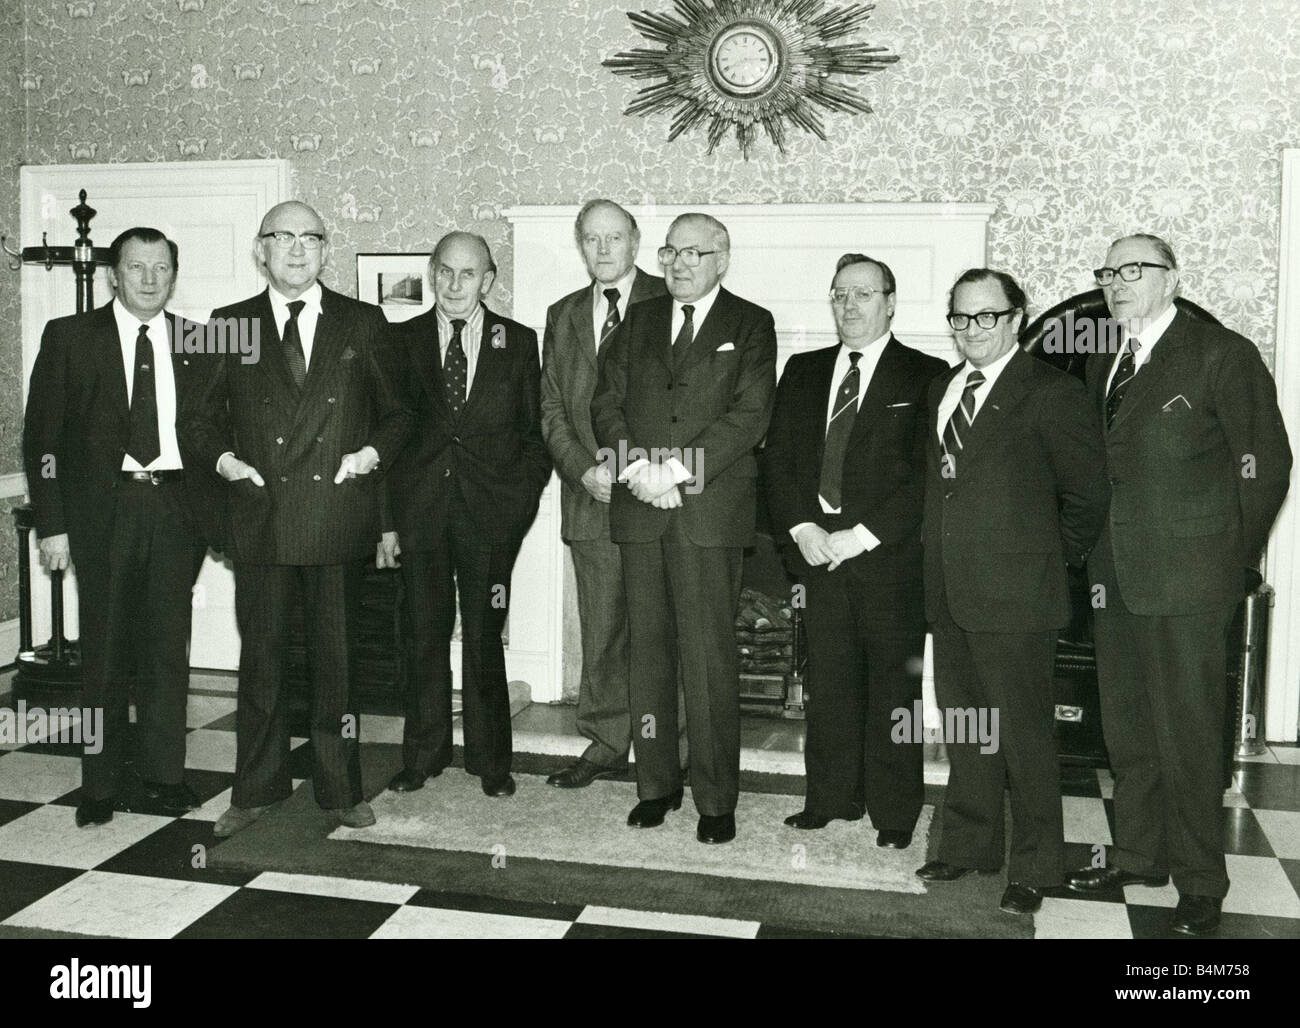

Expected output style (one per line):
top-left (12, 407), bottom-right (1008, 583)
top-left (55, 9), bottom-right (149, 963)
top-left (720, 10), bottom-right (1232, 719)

top-left (1, 675), bottom-right (1298, 940)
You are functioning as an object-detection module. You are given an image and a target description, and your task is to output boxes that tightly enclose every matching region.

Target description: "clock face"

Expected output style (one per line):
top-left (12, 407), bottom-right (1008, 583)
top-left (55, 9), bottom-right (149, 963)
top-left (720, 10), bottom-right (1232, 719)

top-left (710, 23), bottom-right (781, 97)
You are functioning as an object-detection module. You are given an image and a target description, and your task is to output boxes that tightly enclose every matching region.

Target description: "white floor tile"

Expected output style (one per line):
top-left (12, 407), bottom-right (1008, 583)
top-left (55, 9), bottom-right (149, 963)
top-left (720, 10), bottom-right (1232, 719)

top-left (1222, 854), bottom-right (1300, 917)
top-left (577, 905), bottom-right (760, 938)
top-left (0, 752), bottom-right (83, 802)
top-left (246, 872), bottom-right (418, 905)
top-left (1035, 897), bottom-right (1133, 939)
top-left (3, 869), bottom-right (237, 938)
top-left (359, 715), bottom-right (405, 745)
top-left (1125, 881), bottom-right (1179, 908)
top-left (185, 694), bottom-right (237, 730)
top-left (0, 804), bottom-right (172, 869)
top-left (369, 904), bottom-right (570, 939)
top-left (182, 787), bottom-right (233, 823)
top-left (1096, 769), bottom-right (1114, 800)
top-left (1252, 810), bottom-right (1300, 859)
top-left (1270, 746), bottom-right (1300, 766)
top-left (183, 729), bottom-right (238, 772)
top-left (1062, 796), bottom-right (1112, 845)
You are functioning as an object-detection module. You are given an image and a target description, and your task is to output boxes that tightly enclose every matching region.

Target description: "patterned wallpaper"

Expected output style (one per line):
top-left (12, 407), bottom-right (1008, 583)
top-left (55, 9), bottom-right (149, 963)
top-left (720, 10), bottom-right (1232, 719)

top-left (1, 0), bottom-right (25, 621)
top-left (2, 0), bottom-right (1298, 631)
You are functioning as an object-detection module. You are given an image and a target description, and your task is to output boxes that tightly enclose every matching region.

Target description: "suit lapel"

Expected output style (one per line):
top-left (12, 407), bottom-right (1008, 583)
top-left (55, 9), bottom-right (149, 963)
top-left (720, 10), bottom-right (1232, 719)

top-left (299, 285), bottom-right (345, 400)
top-left (929, 364), bottom-right (962, 464)
top-left (1107, 311), bottom-right (1185, 432)
top-left (958, 347), bottom-right (1032, 463)
top-left (639, 296), bottom-right (674, 373)
top-left (848, 337), bottom-right (908, 448)
top-left (463, 305), bottom-right (506, 421)
top-left (568, 288), bottom-right (599, 369)
top-left (91, 304), bottom-right (131, 429)
top-left (675, 287), bottom-right (732, 372)
top-left (254, 290), bottom-right (302, 399)
top-left (407, 308), bottom-right (453, 421)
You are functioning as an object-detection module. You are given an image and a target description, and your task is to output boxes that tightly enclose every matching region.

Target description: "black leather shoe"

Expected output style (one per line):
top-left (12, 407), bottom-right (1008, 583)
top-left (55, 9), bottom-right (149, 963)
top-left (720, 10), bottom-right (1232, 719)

top-left (916, 860), bottom-right (979, 882)
top-left (75, 797), bottom-right (115, 827)
top-left (1171, 895), bottom-right (1222, 936)
top-left (481, 775), bottom-right (516, 798)
top-left (388, 767), bottom-right (438, 793)
top-left (697, 813), bottom-right (736, 844)
top-left (876, 829), bottom-right (913, 849)
top-left (546, 759), bottom-right (626, 789)
top-left (627, 789), bottom-right (684, 828)
top-left (141, 781), bottom-right (201, 813)
top-left (1065, 866), bottom-right (1170, 893)
top-left (1000, 882), bottom-right (1044, 915)
top-left (783, 808), bottom-right (864, 830)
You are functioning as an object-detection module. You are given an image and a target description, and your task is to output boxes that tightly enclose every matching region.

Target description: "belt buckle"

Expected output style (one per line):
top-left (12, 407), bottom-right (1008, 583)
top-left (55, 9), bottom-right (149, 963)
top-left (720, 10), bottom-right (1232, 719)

top-left (148, 471), bottom-right (162, 486)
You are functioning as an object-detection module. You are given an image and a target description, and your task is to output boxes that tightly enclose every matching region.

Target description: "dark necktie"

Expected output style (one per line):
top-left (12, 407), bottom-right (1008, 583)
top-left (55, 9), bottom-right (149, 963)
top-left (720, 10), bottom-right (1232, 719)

top-left (600, 287), bottom-right (621, 346)
top-left (1106, 337), bottom-right (1141, 428)
top-left (673, 303), bottom-right (695, 352)
top-left (818, 350), bottom-right (862, 509)
top-left (283, 299), bottom-right (307, 389)
top-left (941, 368), bottom-right (986, 459)
top-left (126, 323), bottom-right (161, 467)
top-left (444, 318), bottom-right (468, 416)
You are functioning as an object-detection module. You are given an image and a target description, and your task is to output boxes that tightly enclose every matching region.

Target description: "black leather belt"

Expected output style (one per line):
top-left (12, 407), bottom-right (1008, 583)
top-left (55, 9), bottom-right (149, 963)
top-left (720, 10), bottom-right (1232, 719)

top-left (119, 469), bottom-right (185, 485)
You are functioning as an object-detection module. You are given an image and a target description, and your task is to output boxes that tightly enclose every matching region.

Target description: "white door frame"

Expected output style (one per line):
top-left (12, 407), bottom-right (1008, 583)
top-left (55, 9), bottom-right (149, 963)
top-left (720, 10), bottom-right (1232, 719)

top-left (1265, 147), bottom-right (1300, 743)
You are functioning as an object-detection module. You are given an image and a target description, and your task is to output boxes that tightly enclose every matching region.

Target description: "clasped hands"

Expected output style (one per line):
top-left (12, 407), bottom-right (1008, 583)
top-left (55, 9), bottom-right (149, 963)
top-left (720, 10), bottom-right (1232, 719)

top-left (217, 445), bottom-right (380, 487)
top-left (623, 462), bottom-right (683, 510)
top-left (794, 524), bottom-right (866, 571)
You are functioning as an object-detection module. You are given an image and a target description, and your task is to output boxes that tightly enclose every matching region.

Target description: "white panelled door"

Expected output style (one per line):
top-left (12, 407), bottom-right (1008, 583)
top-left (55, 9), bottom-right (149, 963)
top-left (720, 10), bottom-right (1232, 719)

top-left (19, 159), bottom-right (290, 671)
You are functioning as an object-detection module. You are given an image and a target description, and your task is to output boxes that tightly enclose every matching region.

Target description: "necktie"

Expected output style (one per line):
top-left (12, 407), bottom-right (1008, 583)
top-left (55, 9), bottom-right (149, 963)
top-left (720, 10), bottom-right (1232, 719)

top-left (941, 368), bottom-right (986, 459)
top-left (126, 323), bottom-right (161, 467)
top-left (1106, 337), bottom-right (1141, 428)
top-left (600, 287), bottom-right (621, 346)
top-left (673, 303), bottom-right (695, 351)
top-left (283, 299), bottom-right (307, 389)
top-left (818, 350), bottom-right (862, 509)
top-left (444, 318), bottom-right (468, 416)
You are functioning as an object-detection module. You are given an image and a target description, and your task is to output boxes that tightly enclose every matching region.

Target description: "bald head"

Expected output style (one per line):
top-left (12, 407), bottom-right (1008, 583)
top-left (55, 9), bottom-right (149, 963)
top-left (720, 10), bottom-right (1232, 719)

top-left (430, 231), bottom-right (497, 319)
top-left (256, 200), bottom-right (329, 300)
top-left (662, 212), bottom-right (731, 303)
top-left (259, 200), bottom-right (325, 237)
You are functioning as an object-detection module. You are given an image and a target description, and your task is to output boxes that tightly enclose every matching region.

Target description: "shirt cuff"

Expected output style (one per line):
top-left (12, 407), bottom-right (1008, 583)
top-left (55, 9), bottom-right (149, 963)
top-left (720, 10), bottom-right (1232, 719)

top-left (666, 457), bottom-right (692, 485)
top-left (790, 522), bottom-right (818, 543)
top-left (852, 523), bottom-right (882, 551)
top-left (618, 457), bottom-right (648, 482)
top-left (217, 451), bottom-right (235, 475)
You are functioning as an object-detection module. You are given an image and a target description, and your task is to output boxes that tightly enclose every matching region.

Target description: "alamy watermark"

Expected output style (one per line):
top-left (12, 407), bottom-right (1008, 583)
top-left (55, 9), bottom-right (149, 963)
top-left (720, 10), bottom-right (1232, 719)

top-left (0, 700), bottom-right (103, 754)
top-left (163, 313), bottom-right (260, 364)
top-left (891, 700), bottom-right (1000, 754)
top-left (594, 440), bottom-right (707, 494)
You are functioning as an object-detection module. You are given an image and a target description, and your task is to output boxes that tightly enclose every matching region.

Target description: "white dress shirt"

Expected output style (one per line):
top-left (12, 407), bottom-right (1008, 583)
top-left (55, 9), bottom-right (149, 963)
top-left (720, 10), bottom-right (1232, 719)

top-left (268, 281), bottom-right (323, 370)
top-left (113, 299), bottom-right (183, 472)
top-left (591, 269), bottom-right (638, 348)
top-left (1104, 301), bottom-right (1177, 394)
top-left (936, 343), bottom-right (1020, 444)
top-left (436, 302), bottom-right (486, 395)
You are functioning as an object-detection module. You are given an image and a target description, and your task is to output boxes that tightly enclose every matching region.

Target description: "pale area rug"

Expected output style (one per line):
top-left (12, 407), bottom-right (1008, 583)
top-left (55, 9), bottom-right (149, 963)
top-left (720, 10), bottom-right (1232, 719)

top-left (332, 771), bottom-right (931, 894)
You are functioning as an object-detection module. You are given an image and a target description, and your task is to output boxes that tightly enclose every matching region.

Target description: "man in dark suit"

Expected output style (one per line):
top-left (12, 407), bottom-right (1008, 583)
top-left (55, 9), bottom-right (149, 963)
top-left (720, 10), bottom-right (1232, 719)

top-left (24, 227), bottom-right (224, 826)
top-left (380, 232), bottom-right (551, 798)
top-left (592, 212), bottom-right (777, 844)
top-left (764, 254), bottom-right (946, 847)
top-left (1065, 234), bottom-right (1291, 935)
top-left (917, 269), bottom-right (1109, 915)
top-left (540, 200), bottom-right (667, 789)
top-left (182, 201), bottom-right (412, 836)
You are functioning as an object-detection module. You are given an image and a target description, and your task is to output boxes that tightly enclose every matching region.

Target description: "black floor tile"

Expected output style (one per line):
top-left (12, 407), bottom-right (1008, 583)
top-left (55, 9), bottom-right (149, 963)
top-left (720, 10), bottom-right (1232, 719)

top-left (407, 888), bottom-right (584, 922)
top-left (94, 818), bottom-right (256, 887)
top-left (116, 768), bottom-right (234, 817)
top-left (1102, 797), bottom-right (1116, 839)
top-left (756, 923), bottom-right (875, 939)
top-left (16, 740), bottom-right (91, 758)
top-left (1279, 858), bottom-right (1300, 902)
top-left (563, 921), bottom-right (726, 940)
top-left (175, 887), bottom-right (400, 939)
top-left (1127, 902), bottom-right (1300, 941)
top-left (1223, 808), bottom-right (1274, 858)
top-left (0, 798), bottom-right (41, 828)
top-left (0, 859), bottom-right (84, 922)
top-left (1235, 765), bottom-right (1300, 812)
top-left (199, 711), bottom-right (237, 733)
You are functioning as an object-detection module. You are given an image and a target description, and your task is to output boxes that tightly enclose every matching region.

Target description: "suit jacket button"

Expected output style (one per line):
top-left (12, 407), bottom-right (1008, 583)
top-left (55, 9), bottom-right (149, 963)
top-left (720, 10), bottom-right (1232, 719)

top-left (452, 435), bottom-right (460, 443)
top-left (313, 474), bottom-right (321, 481)
top-left (944, 491), bottom-right (953, 499)
top-left (316, 436), bottom-right (323, 443)
top-left (443, 468), bottom-right (451, 478)
top-left (276, 437), bottom-right (284, 445)
top-left (327, 397), bottom-right (336, 404)
top-left (279, 475), bottom-right (288, 483)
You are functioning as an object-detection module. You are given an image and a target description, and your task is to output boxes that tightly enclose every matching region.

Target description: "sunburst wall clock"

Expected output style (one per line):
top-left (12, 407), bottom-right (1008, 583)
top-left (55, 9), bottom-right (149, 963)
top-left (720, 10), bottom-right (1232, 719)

top-left (603, 0), bottom-right (899, 159)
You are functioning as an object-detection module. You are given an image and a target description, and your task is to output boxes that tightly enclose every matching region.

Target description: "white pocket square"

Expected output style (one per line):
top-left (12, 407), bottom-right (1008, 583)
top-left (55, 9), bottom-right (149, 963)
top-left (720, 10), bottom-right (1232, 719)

top-left (887, 401), bottom-right (914, 408)
top-left (715, 342), bottom-right (735, 352)
top-left (1162, 394), bottom-right (1191, 411)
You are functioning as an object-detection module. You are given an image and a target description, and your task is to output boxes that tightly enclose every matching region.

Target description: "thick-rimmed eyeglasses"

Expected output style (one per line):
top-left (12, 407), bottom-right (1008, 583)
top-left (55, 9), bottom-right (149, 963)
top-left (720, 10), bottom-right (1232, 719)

top-left (1093, 261), bottom-right (1169, 286)
top-left (657, 246), bottom-right (722, 267)
top-left (946, 308), bottom-right (1018, 331)
top-left (260, 231), bottom-right (326, 250)
top-left (829, 286), bottom-right (891, 306)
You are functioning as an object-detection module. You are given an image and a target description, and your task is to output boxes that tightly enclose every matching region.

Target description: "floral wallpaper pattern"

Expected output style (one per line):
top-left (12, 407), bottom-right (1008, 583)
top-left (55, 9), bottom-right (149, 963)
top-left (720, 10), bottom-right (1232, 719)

top-left (2, 0), bottom-right (1298, 630)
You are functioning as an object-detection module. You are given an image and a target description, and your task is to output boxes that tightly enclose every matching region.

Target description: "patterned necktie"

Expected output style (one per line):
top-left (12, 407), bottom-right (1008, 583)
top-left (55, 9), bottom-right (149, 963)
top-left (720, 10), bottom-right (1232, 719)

top-left (444, 318), bottom-right (468, 416)
top-left (818, 350), bottom-right (862, 509)
top-left (282, 299), bottom-right (307, 389)
top-left (127, 323), bottom-right (161, 467)
top-left (941, 368), bottom-right (986, 459)
top-left (600, 287), bottom-right (621, 347)
top-left (1106, 337), bottom-right (1141, 428)
top-left (673, 303), bottom-right (695, 351)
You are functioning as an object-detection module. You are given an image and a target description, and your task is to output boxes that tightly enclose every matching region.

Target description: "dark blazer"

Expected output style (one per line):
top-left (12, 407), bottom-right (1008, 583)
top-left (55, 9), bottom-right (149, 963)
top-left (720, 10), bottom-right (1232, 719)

top-left (24, 302), bottom-right (228, 559)
top-left (383, 304), bottom-right (551, 552)
top-left (1084, 310), bottom-right (1291, 615)
top-left (181, 285), bottom-right (412, 566)
top-left (764, 337), bottom-right (947, 586)
top-left (591, 287), bottom-right (777, 548)
top-left (542, 268), bottom-right (667, 541)
top-left (923, 347), bottom-right (1110, 633)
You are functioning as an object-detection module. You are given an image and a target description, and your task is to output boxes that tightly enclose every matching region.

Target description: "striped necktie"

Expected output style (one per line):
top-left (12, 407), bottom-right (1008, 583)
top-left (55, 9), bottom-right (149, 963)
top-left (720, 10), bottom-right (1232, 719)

top-left (599, 287), bottom-right (621, 347)
top-left (941, 368), bottom-right (986, 459)
top-left (1106, 337), bottom-right (1141, 428)
top-left (818, 351), bottom-right (862, 509)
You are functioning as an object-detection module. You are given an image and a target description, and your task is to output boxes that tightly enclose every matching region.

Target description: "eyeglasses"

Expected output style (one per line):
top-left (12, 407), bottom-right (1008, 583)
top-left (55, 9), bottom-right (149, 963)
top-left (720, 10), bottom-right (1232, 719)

top-left (260, 231), bottom-right (326, 250)
top-left (830, 286), bottom-right (891, 306)
top-left (657, 246), bottom-right (722, 267)
top-left (946, 308), bottom-right (1018, 331)
top-left (1093, 261), bottom-right (1169, 286)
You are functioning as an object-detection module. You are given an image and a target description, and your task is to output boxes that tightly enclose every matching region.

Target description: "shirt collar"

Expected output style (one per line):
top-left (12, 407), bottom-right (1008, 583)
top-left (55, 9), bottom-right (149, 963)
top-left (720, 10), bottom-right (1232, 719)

top-left (268, 281), bottom-right (322, 316)
top-left (964, 342), bottom-right (1018, 387)
top-left (112, 298), bottom-right (169, 344)
top-left (1126, 302), bottom-right (1177, 351)
top-left (842, 329), bottom-right (892, 355)
top-left (675, 282), bottom-right (721, 324)
top-left (593, 269), bottom-right (638, 307)
top-left (436, 302), bottom-right (484, 337)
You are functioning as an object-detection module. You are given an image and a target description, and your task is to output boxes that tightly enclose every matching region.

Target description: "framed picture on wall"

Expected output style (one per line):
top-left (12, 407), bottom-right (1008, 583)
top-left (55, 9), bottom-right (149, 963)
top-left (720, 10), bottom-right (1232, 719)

top-left (357, 253), bottom-right (433, 322)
